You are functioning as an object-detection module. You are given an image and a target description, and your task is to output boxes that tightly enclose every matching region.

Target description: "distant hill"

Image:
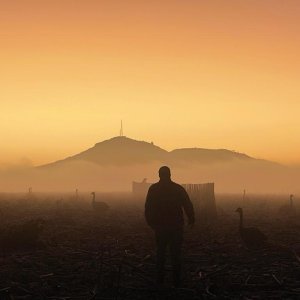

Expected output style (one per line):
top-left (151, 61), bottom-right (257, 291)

top-left (4, 136), bottom-right (293, 193)
top-left (40, 136), bottom-right (264, 168)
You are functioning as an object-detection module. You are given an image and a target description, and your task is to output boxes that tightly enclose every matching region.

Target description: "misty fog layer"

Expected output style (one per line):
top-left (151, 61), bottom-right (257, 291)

top-left (0, 159), bottom-right (299, 194)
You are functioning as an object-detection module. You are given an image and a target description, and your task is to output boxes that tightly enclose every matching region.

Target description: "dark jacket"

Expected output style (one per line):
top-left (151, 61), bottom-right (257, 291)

top-left (145, 179), bottom-right (195, 230)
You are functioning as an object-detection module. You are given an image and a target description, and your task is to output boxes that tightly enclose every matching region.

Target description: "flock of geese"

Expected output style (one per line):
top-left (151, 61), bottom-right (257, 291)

top-left (88, 190), bottom-right (296, 251)
top-left (28, 187), bottom-right (296, 250)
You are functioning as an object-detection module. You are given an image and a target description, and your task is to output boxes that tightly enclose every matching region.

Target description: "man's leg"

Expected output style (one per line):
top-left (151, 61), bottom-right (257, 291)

top-left (170, 229), bottom-right (183, 288)
top-left (155, 230), bottom-right (168, 286)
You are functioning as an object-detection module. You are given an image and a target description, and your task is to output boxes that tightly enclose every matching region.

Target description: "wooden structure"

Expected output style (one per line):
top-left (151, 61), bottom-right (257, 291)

top-left (182, 183), bottom-right (217, 221)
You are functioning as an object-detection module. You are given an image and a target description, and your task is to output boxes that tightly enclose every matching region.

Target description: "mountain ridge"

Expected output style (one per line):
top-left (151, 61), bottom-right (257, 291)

top-left (39, 136), bottom-right (274, 168)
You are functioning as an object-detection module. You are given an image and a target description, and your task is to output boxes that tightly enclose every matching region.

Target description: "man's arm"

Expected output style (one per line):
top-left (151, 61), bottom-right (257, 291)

top-left (145, 186), bottom-right (156, 229)
top-left (181, 188), bottom-right (195, 225)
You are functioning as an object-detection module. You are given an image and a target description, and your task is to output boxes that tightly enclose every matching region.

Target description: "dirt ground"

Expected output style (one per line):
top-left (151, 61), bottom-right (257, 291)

top-left (0, 192), bottom-right (299, 299)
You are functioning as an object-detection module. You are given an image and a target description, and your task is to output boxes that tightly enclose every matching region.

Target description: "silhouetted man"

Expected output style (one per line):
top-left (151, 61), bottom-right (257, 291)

top-left (145, 166), bottom-right (195, 287)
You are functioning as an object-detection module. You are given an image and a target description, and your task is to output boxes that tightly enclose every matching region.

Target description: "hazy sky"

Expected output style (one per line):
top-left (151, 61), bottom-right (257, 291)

top-left (1, 0), bottom-right (300, 166)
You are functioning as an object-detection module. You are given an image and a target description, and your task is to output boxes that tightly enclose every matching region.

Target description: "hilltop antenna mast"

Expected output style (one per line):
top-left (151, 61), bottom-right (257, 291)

top-left (120, 120), bottom-right (124, 137)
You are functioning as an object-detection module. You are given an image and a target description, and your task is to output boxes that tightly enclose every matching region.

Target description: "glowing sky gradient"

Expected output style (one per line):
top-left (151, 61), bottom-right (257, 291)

top-left (1, 0), bottom-right (300, 165)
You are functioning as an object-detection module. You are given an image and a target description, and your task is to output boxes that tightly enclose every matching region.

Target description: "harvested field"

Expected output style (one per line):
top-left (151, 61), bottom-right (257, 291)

top-left (0, 193), bottom-right (299, 299)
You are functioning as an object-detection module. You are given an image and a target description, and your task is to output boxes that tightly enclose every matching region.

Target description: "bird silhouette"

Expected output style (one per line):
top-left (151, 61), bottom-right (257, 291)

top-left (91, 192), bottom-right (109, 213)
top-left (235, 207), bottom-right (267, 249)
top-left (279, 194), bottom-right (296, 216)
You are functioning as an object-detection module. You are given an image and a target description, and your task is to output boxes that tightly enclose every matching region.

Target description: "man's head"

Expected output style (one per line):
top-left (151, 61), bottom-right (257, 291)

top-left (159, 166), bottom-right (171, 180)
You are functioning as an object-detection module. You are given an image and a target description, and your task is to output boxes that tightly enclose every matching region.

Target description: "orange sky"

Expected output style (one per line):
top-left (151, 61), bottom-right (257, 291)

top-left (1, 0), bottom-right (300, 166)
